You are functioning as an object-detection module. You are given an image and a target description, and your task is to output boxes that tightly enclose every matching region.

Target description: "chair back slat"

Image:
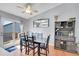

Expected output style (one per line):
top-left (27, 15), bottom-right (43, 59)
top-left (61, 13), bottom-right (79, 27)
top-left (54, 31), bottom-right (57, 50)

top-left (19, 33), bottom-right (26, 38)
top-left (46, 35), bottom-right (50, 48)
top-left (19, 33), bottom-right (26, 45)
top-left (27, 35), bottom-right (35, 43)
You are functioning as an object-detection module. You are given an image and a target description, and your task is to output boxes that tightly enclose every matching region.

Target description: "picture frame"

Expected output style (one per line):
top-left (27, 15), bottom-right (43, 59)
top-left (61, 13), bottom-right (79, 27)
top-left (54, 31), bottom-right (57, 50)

top-left (33, 18), bottom-right (49, 28)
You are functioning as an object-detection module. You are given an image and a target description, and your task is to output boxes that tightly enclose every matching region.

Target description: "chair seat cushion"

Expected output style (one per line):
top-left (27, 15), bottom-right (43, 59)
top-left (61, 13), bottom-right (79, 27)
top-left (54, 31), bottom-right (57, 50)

top-left (29, 44), bottom-right (38, 49)
top-left (40, 43), bottom-right (46, 49)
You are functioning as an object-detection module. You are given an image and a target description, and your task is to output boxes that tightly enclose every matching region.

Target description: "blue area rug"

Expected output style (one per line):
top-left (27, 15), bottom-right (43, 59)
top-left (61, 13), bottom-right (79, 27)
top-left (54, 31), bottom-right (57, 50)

top-left (5, 46), bottom-right (16, 52)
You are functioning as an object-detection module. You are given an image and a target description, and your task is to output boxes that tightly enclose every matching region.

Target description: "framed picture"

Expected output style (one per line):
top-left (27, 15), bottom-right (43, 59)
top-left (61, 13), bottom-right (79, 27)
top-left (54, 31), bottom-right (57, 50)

top-left (33, 18), bottom-right (49, 28)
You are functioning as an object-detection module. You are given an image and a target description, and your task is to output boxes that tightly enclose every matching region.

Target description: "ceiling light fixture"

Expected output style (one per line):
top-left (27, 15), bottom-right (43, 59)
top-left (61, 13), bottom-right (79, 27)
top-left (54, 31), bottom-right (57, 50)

top-left (25, 4), bottom-right (32, 14)
top-left (17, 3), bottom-right (38, 15)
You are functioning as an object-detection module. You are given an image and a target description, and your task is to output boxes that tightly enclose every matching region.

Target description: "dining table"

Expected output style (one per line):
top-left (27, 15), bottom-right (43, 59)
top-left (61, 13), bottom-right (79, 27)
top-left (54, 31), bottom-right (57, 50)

top-left (26, 37), bottom-right (46, 56)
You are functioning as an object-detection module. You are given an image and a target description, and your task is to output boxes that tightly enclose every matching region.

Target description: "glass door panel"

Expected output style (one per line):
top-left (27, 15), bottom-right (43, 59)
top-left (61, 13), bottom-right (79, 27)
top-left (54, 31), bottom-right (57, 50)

top-left (0, 17), bottom-right (22, 48)
top-left (1, 17), bottom-right (14, 48)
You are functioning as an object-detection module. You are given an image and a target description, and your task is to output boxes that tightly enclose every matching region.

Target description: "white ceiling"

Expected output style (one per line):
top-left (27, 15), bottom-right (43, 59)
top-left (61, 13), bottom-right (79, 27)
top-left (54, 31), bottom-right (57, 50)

top-left (0, 3), bottom-right (62, 19)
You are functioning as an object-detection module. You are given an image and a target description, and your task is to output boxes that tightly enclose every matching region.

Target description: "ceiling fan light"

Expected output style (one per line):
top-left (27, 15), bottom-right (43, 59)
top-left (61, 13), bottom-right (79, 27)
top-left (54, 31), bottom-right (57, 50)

top-left (25, 5), bottom-right (32, 14)
top-left (25, 9), bottom-right (32, 14)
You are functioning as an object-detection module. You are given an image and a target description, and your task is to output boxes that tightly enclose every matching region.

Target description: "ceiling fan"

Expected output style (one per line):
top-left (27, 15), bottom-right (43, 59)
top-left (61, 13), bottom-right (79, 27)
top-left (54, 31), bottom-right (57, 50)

top-left (17, 3), bottom-right (38, 15)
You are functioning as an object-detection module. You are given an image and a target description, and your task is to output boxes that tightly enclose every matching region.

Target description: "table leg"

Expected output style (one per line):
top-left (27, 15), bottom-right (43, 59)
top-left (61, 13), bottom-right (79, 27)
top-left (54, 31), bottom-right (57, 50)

top-left (25, 42), bottom-right (27, 54)
top-left (38, 43), bottom-right (40, 56)
top-left (27, 42), bottom-right (29, 55)
top-left (20, 45), bottom-right (22, 52)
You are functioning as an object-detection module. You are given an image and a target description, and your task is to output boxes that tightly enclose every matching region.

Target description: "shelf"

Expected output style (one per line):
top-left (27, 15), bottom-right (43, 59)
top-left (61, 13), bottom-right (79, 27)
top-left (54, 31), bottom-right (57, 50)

top-left (54, 21), bottom-right (76, 53)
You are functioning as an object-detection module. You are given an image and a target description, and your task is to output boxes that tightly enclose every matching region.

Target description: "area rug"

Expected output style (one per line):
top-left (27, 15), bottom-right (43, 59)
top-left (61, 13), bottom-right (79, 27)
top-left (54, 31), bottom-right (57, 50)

top-left (5, 46), bottom-right (16, 52)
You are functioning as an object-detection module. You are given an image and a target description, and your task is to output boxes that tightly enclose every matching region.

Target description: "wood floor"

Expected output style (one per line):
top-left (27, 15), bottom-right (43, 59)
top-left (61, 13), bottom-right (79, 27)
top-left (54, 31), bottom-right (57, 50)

top-left (10, 45), bottom-right (79, 56)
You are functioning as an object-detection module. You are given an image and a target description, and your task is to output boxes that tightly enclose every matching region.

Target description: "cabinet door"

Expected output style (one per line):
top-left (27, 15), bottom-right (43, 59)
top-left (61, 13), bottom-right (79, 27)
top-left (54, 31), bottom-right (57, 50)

top-left (66, 42), bottom-right (76, 52)
top-left (55, 40), bottom-right (60, 48)
top-left (75, 20), bottom-right (79, 43)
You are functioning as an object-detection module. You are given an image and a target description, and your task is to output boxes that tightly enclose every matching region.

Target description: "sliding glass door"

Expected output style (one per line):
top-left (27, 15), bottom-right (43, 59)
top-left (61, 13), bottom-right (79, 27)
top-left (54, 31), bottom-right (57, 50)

top-left (0, 17), bottom-right (21, 48)
top-left (1, 17), bottom-right (15, 48)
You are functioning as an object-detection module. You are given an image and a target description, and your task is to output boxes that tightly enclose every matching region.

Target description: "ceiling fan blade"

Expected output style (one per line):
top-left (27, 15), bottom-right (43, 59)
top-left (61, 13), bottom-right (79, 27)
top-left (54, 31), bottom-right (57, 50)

top-left (33, 10), bottom-right (38, 13)
top-left (17, 6), bottom-right (25, 9)
top-left (22, 11), bottom-right (25, 13)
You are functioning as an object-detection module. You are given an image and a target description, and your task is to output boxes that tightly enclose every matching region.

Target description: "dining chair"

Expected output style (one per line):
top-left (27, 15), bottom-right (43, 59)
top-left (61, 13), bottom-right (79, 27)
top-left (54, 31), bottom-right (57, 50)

top-left (19, 33), bottom-right (27, 54)
top-left (27, 35), bottom-right (38, 56)
top-left (39, 35), bottom-right (50, 56)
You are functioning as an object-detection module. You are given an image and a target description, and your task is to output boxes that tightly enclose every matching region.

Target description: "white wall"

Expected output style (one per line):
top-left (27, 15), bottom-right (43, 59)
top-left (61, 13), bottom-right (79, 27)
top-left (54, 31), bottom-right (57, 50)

top-left (23, 3), bottom-right (79, 46)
